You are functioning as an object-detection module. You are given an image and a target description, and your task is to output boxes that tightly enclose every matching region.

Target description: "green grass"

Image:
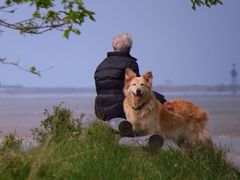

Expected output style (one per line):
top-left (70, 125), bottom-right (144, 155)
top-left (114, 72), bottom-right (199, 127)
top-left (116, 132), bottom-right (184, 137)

top-left (0, 105), bottom-right (239, 180)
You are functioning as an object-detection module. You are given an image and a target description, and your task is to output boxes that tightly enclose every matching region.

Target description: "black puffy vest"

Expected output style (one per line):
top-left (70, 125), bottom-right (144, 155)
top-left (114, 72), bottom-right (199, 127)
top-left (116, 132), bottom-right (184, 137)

top-left (94, 52), bottom-right (139, 120)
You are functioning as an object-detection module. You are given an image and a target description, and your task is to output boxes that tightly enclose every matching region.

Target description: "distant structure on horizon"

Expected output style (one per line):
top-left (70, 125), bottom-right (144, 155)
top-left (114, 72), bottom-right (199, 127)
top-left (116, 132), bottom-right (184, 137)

top-left (230, 63), bottom-right (238, 94)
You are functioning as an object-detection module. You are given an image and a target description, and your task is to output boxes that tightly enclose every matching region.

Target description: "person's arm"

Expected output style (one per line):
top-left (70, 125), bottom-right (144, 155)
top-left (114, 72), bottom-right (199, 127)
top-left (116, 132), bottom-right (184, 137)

top-left (154, 91), bottom-right (166, 104)
top-left (154, 91), bottom-right (174, 111)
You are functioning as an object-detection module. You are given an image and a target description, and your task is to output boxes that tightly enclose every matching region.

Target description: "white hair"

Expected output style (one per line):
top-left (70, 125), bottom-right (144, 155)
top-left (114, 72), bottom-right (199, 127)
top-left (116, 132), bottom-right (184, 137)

top-left (112, 33), bottom-right (133, 52)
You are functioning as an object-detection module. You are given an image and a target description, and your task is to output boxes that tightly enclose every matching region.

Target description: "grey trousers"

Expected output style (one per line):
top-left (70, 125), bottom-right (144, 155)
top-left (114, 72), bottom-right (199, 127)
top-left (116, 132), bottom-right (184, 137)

top-left (104, 117), bottom-right (127, 132)
top-left (104, 118), bottom-right (171, 148)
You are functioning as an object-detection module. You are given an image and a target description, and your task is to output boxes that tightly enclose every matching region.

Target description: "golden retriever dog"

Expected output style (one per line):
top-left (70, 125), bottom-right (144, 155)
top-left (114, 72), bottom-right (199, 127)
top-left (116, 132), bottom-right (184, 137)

top-left (123, 68), bottom-right (213, 149)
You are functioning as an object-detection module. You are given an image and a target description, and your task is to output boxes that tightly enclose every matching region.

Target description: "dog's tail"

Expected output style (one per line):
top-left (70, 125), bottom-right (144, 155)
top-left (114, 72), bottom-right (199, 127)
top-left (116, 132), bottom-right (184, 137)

top-left (198, 126), bottom-right (213, 149)
top-left (197, 112), bottom-right (213, 149)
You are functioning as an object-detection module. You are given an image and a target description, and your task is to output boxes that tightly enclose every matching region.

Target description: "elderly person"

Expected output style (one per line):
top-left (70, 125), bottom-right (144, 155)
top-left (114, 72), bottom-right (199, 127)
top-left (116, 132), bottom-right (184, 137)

top-left (94, 33), bottom-right (171, 139)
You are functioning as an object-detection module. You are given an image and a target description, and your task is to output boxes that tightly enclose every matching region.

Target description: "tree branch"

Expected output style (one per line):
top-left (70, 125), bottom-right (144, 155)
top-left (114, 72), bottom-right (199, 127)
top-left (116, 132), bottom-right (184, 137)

top-left (0, 1), bottom-right (95, 36)
top-left (0, 19), bottom-right (67, 34)
top-left (0, 57), bottom-right (54, 77)
top-left (0, 4), bottom-right (14, 10)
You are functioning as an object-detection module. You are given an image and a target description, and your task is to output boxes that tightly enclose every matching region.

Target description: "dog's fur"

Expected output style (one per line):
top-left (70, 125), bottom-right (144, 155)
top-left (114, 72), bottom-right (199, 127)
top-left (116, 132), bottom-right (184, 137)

top-left (123, 68), bottom-right (213, 149)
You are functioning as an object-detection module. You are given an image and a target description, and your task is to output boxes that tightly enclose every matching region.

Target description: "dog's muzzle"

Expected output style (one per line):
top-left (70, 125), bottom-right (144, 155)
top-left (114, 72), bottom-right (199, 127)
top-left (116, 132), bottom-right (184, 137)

top-left (132, 88), bottom-right (143, 99)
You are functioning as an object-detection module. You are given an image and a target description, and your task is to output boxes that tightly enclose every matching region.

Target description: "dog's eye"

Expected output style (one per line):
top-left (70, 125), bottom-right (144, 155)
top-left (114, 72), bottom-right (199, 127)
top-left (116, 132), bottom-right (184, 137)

top-left (140, 83), bottom-right (144, 86)
top-left (132, 83), bottom-right (136, 86)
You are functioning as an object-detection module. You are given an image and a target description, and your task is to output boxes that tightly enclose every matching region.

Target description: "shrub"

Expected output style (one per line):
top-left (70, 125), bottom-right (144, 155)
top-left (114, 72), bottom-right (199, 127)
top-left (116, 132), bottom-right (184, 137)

top-left (31, 103), bottom-right (83, 143)
top-left (0, 133), bottom-right (30, 179)
top-left (1, 133), bottom-right (22, 151)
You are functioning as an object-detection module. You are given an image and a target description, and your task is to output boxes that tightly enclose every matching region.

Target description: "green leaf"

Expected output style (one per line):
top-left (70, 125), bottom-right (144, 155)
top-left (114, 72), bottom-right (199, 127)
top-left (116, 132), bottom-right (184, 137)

top-left (64, 29), bottom-right (70, 39)
top-left (72, 28), bottom-right (80, 35)
top-left (32, 11), bottom-right (40, 18)
top-left (30, 66), bottom-right (36, 72)
top-left (35, 0), bottom-right (53, 9)
top-left (192, 1), bottom-right (196, 10)
top-left (5, 0), bottom-right (11, 5)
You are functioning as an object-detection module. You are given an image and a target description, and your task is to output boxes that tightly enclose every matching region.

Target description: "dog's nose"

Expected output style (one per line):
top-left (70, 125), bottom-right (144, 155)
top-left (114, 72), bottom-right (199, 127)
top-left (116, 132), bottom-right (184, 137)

top-left (136, 88), bottom-right (141, 95)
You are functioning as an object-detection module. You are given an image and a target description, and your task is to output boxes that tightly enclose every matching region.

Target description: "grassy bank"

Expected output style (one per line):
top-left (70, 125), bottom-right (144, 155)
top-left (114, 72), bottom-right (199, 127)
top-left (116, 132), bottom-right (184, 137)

top-left (0, 105), bottom-right (239, 179)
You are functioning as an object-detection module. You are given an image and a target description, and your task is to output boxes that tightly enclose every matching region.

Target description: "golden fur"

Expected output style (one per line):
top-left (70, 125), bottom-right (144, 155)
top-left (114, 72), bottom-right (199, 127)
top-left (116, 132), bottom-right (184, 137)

top-left (123, 68), bottom-right (213, 149)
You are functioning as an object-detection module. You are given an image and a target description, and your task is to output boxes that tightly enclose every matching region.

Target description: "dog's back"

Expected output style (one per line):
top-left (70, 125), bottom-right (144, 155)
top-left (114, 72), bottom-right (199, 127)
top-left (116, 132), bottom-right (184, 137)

top-left (169, 99), bottom-right (208, 123)
top-left (160, 99), bottom-right (212, 148)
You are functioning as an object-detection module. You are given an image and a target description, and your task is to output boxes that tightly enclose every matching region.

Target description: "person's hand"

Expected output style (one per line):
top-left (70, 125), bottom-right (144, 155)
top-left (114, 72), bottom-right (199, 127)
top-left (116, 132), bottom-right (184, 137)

top-left (163, 101), bottom-right (174, 111)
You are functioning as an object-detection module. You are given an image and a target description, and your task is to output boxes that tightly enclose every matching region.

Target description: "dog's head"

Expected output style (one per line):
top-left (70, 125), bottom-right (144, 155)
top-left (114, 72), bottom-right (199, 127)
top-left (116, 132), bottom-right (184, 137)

top-left (124, 68), bottom-right (153, 102)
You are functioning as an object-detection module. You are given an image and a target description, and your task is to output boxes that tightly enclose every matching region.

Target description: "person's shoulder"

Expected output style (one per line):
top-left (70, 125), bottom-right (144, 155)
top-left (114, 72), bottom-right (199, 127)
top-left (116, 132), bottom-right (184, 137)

top-left (129, 55), bottom-right (137, 61)
top-left (121, 53), bottom-right (138, 63)
top-left (95, 54), bottom-right (109, 71)
top-left (107, 52), bottom-right (137, 60)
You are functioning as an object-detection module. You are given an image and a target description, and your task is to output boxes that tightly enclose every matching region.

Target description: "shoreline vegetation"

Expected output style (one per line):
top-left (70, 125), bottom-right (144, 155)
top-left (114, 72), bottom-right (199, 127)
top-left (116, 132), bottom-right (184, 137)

top-left (0, 86), bottom-right (240, 178)
top-left (0, 105), bottom-right (239, 179)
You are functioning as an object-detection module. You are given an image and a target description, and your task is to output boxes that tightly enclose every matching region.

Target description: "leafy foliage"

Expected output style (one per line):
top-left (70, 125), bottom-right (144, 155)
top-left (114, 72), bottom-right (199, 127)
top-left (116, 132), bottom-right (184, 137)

top-left (0, 134), bottom-right (30, 179)
top-left (0, 133), bottom-right (22, 151)
top-left (191, 0), bottom-right (223, 10)
top-left (0, 0), bottom-right (223, 38)
top-left (0, 0), bottom-right (95, 38)
top-left (31, 103), bottom-right (83, 143)
top-left (0, 0), bottom-right (95, 76)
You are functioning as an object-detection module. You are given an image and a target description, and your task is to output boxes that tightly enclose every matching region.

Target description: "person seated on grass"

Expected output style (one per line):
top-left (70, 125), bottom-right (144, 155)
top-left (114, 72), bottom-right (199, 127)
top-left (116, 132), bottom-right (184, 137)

top-left (94, 33), bottom-right (173, 144)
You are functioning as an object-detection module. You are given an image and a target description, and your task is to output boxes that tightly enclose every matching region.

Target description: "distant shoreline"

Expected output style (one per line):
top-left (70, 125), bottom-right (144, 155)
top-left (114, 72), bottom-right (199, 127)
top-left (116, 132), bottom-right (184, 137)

top-left (0, 85), bottom-right (239, 97)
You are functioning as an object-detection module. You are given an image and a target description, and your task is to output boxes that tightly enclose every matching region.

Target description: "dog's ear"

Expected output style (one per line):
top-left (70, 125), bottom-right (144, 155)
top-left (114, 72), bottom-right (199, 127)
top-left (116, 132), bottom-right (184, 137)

top-left (125, 68), bottom-right (136, 88)
top-left (142, 71), bottom-right (153, 88)
top-left (125, 68), bottom-right (136, 81)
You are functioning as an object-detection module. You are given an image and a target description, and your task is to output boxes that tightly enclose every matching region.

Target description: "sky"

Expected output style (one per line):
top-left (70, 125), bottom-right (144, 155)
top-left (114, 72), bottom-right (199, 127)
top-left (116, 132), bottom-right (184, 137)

top-left (0, 0), bottom-right (240, 87)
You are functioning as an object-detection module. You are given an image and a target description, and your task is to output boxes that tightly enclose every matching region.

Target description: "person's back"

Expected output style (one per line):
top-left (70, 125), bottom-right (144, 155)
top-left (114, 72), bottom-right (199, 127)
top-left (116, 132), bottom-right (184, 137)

top-left (94, 50), bottom-right (139, 120)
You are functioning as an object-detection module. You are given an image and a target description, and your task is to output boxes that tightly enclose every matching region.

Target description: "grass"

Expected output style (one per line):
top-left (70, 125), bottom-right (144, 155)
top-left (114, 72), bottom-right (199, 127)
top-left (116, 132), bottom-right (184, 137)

top-left (0, 105), bottom-right (239, 179)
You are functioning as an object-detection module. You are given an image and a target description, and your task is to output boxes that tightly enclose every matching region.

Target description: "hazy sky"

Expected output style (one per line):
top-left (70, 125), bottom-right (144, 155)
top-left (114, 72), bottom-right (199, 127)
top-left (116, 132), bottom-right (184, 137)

top-left (0, 0), bottom-right (239, 87)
